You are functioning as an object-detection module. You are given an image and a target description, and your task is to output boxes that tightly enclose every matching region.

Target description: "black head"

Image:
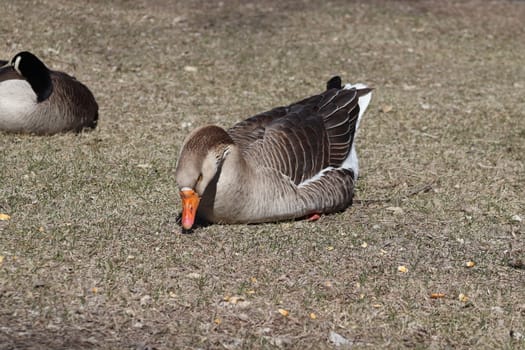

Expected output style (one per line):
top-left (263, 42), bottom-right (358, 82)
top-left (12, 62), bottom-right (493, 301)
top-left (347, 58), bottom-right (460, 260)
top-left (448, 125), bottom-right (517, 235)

top-left (9, 51), bottom-right (53, 102)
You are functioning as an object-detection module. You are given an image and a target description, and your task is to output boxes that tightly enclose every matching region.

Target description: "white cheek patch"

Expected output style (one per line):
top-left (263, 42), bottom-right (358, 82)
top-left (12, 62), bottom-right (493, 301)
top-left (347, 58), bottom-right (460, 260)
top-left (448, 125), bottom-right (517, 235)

top-left (14, 56), bottom-right (22, 75)
top-left (0, 79), bottom-right (38, 130)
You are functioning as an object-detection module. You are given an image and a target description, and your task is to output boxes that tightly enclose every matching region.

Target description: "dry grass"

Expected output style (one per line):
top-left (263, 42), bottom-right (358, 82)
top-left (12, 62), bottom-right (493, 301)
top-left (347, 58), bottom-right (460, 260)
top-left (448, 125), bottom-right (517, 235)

top-left (1, 0), bottom-right (524, 349)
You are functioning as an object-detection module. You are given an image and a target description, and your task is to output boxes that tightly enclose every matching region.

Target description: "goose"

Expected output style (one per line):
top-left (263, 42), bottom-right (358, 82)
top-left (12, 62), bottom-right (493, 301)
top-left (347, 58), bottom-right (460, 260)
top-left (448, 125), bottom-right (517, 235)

top-left (0, 51), bottom-right (98, 135)
top-left (175, 76), bottom-right (372, 230)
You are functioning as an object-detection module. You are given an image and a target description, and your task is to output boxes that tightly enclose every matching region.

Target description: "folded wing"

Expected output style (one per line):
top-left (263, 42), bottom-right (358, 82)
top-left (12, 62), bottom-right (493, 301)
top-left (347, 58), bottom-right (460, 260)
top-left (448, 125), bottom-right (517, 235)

top-left (230, 84), bottom-right (370, 186)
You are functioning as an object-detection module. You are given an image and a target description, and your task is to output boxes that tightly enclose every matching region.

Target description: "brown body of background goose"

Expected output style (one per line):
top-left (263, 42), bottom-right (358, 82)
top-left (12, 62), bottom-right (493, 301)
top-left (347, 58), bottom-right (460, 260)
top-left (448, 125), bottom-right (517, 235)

top-left (0, 51), bottom-right (98, 135)
top-left (175, 76), bottom-right (372, 230)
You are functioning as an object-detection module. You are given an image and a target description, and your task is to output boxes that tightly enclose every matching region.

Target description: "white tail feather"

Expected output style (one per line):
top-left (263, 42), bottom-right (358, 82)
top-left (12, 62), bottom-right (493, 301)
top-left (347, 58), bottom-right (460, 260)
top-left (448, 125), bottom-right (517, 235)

top-left (342, 82), bottom-right (372, 179)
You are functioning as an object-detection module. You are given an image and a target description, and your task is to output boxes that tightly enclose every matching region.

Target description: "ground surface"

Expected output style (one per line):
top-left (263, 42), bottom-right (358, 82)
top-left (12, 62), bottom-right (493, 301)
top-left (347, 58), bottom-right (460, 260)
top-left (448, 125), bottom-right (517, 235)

top-left (1, 0), bottom-right (524, 349)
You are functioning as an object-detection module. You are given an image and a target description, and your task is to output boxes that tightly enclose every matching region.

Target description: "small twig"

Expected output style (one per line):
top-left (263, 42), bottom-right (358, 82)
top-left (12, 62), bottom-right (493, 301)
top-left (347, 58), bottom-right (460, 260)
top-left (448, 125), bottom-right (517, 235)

top-left (477, 163), bottom-right (501, 169)
top-left (405, 183), bottom-right (433, 197)
top-left (354, 197), bottom-right (391, 204)
top-left (354, 182), bottom-right (434, 205)
top-left (410, 129), bottom-right (439, 139)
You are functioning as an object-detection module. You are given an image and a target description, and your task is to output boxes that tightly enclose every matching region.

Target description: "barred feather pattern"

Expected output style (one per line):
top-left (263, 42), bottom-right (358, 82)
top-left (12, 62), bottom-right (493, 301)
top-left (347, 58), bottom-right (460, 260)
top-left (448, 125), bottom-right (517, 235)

top-left (231, 88), bottom-right (362, 183)
top-left (221, 86), bottom-right (368, 222)
top-left (176, 78), bottom-right (372, 225)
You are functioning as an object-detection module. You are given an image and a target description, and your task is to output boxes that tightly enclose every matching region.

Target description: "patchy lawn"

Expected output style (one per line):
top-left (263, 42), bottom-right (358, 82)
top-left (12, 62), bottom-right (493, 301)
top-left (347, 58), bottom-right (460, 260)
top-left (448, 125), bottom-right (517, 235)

top-left (1, 0), bottom-right (524, 349)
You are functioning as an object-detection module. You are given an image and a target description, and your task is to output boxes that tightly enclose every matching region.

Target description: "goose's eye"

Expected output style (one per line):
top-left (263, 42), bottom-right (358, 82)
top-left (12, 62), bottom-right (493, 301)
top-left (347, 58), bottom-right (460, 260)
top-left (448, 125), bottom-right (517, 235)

top-left (196, 173), bottom-right (203, 184)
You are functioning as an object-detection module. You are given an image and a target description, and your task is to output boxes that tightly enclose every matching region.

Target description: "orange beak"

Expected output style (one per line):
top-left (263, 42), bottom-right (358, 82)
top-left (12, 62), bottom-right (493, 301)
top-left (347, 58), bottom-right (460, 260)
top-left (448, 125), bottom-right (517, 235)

top-left (180, 188), bottom-right (201, 230)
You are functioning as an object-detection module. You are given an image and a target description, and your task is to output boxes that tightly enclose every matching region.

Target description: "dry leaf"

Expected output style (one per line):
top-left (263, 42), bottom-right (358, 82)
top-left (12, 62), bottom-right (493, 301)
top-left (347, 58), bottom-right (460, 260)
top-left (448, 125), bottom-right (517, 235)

top-left (186, 272), bottom-right (201, 279)
top-left (278, 308), bottom-right (289, 317)
top-left (91, 287), bottom-right (99, 294)
top-left (386, 206), bottom-right (404, 215)
top-left (184, 65), bottom-right (198, 72)
top-left (214, 318), bottom-right (221, 325)
top-left (398, 265), bottom-right (408, 273)
top-left (458, 293), bottom-right (469, 302)
top-left (136, 163), bottom-right (152, 169)
top-left (430, 293), bottom-right (446, 299)
top-left (381, 105), bottom-right (393, 113)
top-left (466, 261), bottom-right (475, 268)
top-left (0, 213), bottom-right (10, 221)
top-left (309, 312), bottom-right (317, 320)
top-left (361, 242), bottom-right (368, 248)
top-left (0, 256), bottom-right (4, 266)
top-left (326, 246), bottom-right (334, 251)
top-left (228, 296), bottom-right (243, 304)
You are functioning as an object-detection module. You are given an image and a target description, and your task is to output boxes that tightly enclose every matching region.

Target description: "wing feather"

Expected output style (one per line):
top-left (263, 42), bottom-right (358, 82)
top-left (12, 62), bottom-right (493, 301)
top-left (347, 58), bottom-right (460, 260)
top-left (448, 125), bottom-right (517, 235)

top-left (231, 81), bottom-right (369, 185)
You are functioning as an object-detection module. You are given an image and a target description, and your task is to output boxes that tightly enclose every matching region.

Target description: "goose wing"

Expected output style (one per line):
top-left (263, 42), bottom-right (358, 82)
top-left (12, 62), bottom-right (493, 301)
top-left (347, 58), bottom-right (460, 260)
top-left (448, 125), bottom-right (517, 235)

top-left (227, 86), bottom-right (335, 150)
top-left (227, 106), bottom-right (289, 150)
top-left (0, 65), bottom-right (22, 82)
top-left (239, 86), bottom-right (370, 185)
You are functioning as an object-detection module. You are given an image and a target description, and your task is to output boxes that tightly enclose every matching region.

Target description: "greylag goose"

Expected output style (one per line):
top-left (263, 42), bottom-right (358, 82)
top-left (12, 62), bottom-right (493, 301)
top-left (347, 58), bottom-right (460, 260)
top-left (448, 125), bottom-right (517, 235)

top-left (175, 76), bottom-right (372, 229)
top-left (0, 51), bottom-right (98, 135)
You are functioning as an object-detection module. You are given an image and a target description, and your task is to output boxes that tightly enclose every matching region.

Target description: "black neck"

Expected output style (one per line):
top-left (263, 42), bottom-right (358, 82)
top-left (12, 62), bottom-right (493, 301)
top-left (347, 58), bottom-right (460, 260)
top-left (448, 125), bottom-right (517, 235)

top-left (26, 68), bottom-right (53, 102)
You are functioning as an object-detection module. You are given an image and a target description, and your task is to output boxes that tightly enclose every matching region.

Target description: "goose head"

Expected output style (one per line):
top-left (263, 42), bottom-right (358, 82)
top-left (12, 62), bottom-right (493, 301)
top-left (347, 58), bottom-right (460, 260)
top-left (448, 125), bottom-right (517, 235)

top-left (8, 51), bottom-right (53, 102)
top-left (175, 125), bottom-right (234, 230)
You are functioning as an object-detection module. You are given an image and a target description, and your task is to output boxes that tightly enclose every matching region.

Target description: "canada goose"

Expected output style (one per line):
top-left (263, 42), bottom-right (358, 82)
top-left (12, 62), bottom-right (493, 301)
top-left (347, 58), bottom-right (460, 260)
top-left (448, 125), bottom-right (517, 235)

top-left (0, 51), bottom-right (98, 135)
top-left (175, 76), bottom-right (372, 230)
